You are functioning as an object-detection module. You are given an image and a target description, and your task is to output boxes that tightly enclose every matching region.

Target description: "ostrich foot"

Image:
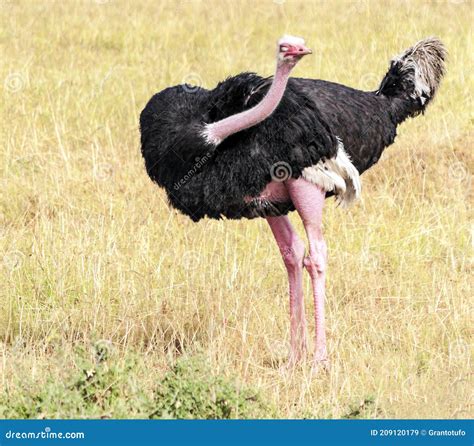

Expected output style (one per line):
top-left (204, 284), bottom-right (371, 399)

top-left (286, 347), bottom-right (307, 369)
top-left (311, 347), bottom-right (329, 374)
top-left (311, 358), bottom-right (330, 374)
top-left (276, 346), bottom-right (307, 373)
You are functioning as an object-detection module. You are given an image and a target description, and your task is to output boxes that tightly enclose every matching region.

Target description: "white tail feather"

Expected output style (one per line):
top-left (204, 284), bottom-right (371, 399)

top-left (302, 138), bottom-right (361, 207)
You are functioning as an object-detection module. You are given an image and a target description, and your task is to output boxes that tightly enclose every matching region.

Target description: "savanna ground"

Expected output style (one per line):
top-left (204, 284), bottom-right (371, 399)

top-left (0, 0), bottom-right (472, 419)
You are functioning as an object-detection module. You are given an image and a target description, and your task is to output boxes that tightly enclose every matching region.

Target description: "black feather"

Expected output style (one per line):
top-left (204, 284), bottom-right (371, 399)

top-left (140, 39), bottom-right (446, 221)
top-left (140, 73), bottom-right (337, 221)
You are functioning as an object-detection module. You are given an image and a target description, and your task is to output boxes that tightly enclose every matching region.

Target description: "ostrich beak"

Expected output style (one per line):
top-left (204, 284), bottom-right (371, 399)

top-left (285, 44), bottom-right (312, 57)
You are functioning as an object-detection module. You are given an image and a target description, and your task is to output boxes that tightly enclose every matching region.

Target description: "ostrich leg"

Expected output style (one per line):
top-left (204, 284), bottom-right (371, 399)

top-left (267, 216), bottom-right (307, 365)
top-left (286, 178), bottom-right (328, 368)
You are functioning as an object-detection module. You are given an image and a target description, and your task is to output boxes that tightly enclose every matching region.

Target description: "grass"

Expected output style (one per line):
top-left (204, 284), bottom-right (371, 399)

top-left (0, 345), bottom-right (267, 419)
top-left (0, 0), bottom-right (472, 419)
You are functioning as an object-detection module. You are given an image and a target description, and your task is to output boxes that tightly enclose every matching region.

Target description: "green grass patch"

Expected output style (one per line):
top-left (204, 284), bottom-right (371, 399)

top-left (0, 344), bottom-right (267, 419)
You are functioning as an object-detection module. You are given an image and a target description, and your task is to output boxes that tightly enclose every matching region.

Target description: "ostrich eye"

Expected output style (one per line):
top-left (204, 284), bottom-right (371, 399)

top-left (280, 45), bottom-right (289, 52)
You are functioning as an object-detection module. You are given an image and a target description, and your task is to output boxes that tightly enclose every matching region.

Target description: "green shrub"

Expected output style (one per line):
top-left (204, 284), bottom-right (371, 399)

top-left (0, 348), bottom-right (267, 419)
top-left (150, 356), bottom-right (267, 419)
top-left (0, 343), bottom-right (150, 419)
top-left (342, 396), bottom-right (381, 419)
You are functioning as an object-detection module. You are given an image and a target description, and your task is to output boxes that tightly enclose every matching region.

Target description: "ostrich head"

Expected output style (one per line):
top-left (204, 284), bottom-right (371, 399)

top-left (200, 35), bottom-right (312, 146)
top-left (277, 35), bottom-right (312, 67)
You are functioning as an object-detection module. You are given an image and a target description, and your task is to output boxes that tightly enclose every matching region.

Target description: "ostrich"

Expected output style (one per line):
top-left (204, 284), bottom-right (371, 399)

top-left (140, 35), bottom-right (446, 368)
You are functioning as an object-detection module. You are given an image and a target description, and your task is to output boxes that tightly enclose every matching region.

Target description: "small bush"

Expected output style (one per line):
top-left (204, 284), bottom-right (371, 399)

top-left (0, 348), bottom-right (267, 419)
top-left (150, 356), bottom-right (267, 419)
top-left (342, 396), bottom-right (381, 419)
top-left (0, 343), bottom-right (150, 419)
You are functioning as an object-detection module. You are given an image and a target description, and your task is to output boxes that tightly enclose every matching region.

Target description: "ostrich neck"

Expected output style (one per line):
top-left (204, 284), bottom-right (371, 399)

top-left (204, 62), bottom-right (293, 145)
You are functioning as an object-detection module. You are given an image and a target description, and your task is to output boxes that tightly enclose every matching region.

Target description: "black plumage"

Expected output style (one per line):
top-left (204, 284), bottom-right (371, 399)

top-left (140, 38), bottom-right (446, 221)
top-left (140, 73), bottom-right (337, 221)
top-left (294, 79), bottom-right (398, 174)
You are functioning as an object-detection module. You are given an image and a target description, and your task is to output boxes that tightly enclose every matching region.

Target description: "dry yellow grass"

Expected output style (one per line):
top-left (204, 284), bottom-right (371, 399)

top-left (0, 0), bottom-right (472, 418)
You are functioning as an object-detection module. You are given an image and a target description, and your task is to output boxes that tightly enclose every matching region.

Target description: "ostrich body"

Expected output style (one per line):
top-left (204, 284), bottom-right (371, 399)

top-left (140, 36), bottom-right (446, 367)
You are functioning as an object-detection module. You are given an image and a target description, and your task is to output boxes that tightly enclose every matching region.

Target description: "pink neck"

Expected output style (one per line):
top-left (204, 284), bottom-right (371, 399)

top-left (204, 62), bottom-right (293, 145)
